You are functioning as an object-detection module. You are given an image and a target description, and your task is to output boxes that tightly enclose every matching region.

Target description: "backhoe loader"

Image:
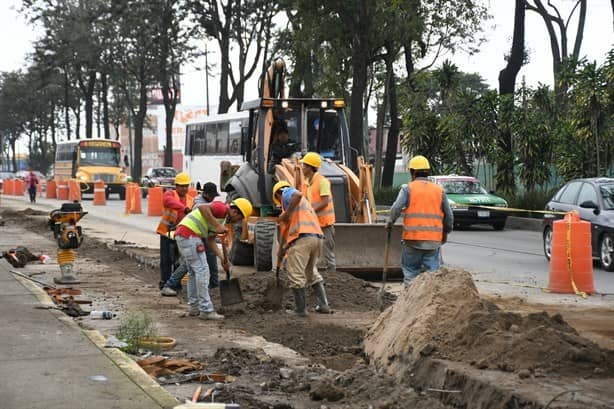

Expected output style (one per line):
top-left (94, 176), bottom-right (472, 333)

top-left (223, 58), bottom-right (402, 274)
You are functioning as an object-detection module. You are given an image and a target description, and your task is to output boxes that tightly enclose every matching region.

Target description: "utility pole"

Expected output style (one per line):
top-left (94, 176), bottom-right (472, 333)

top-left (205, 43), bottom-right (210, 115)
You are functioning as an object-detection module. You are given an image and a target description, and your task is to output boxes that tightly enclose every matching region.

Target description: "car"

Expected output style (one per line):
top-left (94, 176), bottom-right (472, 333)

top-left (542, 177), bottom-right (614, 271)
top-left (430, 175), bottom-right (508, 230)
top-left (140, 167), bottom-right (177, 198)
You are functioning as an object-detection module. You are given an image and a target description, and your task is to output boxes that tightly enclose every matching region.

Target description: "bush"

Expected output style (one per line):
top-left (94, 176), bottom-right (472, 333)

top-left (502, 188), bottom-right (559, 218)
top-left (374, 186), bottom-right (401, 206)
top-left (116, 309), bottom-right (158, 353)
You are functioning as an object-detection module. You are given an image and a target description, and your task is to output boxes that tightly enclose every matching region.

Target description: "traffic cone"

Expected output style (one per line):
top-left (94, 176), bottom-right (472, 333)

top-left (68, 180), bottom-right (81, 202)
top-left (147, 186), bottom-right (163, 216)
top-left (14, 179), bottom-right (24, 196)
top-left (93, 180), bottom-right (106, 206)
top-left (46, 180), bottom-right (57, 199)
top-left (124, 183), bottom-right (142, 214)
top-left (57, 180), bottom-right (69, 200)
top-left (548, 212), bottom-right (595, 295)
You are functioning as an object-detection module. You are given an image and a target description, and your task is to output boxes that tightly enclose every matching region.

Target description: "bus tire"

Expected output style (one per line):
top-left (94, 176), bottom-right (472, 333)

top-left (229, 222), bottom-right (254, 266)
top-left (254, 221), bottom-right (275, 271)
top-left (119, 187), bottom-right (126, 201)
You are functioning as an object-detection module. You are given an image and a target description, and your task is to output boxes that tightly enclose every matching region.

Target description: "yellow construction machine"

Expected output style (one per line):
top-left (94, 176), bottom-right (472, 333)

top-left (223, 58), bottom-right (402, 274)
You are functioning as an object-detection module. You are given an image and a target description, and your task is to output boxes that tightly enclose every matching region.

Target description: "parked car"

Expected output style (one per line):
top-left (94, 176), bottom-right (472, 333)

top-left (140, 167), bottom-right (177, 198)
top-left (542, 177), bottom-right (614, 271)
top-left (430, 175), bottom-right (508, 230)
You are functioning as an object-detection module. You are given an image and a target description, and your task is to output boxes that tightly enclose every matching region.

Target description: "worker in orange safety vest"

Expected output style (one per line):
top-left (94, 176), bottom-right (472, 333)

top-left (273, 181), bottom-right (331, 316)
top-left (300, 152), bottom-right (336, 273)
top-left (386, 155), bottom-right (453, 286)
top-left (156, 172), bottom-right (194, 289)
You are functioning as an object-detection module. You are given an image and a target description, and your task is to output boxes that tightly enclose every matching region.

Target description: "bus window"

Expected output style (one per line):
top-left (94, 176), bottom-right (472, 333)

top-left (205, 125), bottom-right (216, 153)
top-left (229, 121), bottom-right (241, 154)
top-left (79, 146), bottom-right (120, 167)
top-left (217, 123), bottom-right (228, 153)
top-left (193, 125), bottom-right (205, 155)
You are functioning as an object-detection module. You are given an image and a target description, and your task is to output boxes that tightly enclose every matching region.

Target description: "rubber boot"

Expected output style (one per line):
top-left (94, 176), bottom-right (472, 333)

top-left (287, 288), bottom-right (307, 317)
top-left (312, 281), bottom-right (331, 314)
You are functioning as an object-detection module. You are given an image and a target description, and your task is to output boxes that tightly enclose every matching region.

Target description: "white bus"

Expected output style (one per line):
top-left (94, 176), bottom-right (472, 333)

top-left (184, 111), bottom-right (249, 191)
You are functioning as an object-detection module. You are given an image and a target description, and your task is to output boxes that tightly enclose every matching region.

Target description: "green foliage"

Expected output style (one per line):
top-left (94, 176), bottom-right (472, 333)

top-left (116, 309), bottom-right (158, 354)
top-left (502, 187), bottom-right (560, 218)
top-left (374, 186), bottom-right (401, 206)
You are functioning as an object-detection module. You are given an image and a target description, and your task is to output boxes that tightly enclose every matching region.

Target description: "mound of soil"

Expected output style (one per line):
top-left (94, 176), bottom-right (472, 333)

top-left (365, 268), bottom-right (614, 378)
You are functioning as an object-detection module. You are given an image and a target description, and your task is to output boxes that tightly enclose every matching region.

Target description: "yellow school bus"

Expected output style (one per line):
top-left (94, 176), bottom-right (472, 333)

top-left (55, 139), bottom-right (127, 199)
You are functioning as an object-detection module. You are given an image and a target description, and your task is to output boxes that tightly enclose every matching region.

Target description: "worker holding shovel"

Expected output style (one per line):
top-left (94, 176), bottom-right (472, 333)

top-left (273, 181), bottom-right (331, 317)
top-left (386, 155), bottom-right (453, 287)
top-left (174, 198), bottom-right (252, 320)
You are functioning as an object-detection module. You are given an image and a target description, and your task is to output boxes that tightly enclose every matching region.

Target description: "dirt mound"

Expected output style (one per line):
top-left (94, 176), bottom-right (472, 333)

top-left (365, 268), bottom-right (614, 378)
top-left (1, 208), bottom-right (47, 217)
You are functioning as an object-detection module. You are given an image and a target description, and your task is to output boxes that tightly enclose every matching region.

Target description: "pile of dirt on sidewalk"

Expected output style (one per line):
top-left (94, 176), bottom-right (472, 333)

top-left (365, 268), bottom-right (614, 379)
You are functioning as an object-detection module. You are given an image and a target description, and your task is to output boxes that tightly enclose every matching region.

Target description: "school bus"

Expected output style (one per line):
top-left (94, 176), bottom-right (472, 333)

top-left (54, 139), bottom-right (127, 199)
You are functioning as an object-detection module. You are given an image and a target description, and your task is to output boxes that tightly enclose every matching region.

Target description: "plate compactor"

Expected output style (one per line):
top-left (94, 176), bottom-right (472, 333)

top-left (48, 202), bottom-right (87, 284)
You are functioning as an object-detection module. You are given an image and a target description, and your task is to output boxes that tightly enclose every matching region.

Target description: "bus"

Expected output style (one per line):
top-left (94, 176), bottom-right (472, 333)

top-left (184, 111), bottom-right (248, 190)
top-left (54, 139), bottom-right (127, 199)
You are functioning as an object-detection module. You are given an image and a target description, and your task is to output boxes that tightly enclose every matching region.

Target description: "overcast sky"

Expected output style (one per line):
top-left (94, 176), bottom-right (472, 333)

top-left (1, 0), bottom-right (613, 112)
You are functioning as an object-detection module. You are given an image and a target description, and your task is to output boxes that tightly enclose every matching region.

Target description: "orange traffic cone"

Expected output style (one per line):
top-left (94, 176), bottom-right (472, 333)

top-left (68, 180), bottom-right (81, 202)
top-left (4, 179), bottom-right (14, 195)
top-left (548, 212), bottom-right (595, 295)
top-left (57, 180), bottom-right (69, 200)
top-left (14, 179), bottom-right (24, 196)
top-left (147, 186), bottom-right (164, 216)
top-left (93, 180), bottom-right (106, 206)
top-left (124, 183), bottom-right (142, 214)
top-left (46, 180), bottom-right (57, 199)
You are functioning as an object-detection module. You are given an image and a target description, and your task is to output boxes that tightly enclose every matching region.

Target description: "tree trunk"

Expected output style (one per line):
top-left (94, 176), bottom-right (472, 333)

top-left (349, 39), bottom-right (369, 172)
top-left (218, 36), bottom-right (231, 113)
top-left (382, 44), bottom-right (400, 188)
top-left (496, 0), bottom-right (525, 195)
top-left (10, 140), bottom-right (16, 172)
top-left (162, 75), bottom-right (179, 167)
top-left (373, 95), bottom-right (387, 190)
top-left (101, 72), bottom-right (110, 139)
top-left (64, 69), bottom-right (71, 140)
top-left (80, 72), bottom-right (96, 139)
top-left (132, 68), bottom-right (148, 182)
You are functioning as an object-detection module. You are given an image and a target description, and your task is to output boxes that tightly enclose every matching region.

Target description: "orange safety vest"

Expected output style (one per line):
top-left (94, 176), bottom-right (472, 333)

top-left (402, 180), bottom-right (444, 242)
top-left (280, 194), bottom-right (323, 247)
top-left (156, 191), bottom-right (194, 235)
top-left (305, 173), bottom-right (335, 227)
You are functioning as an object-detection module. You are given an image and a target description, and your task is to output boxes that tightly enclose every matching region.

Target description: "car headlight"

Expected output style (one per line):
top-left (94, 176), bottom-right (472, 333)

top-left (494, 202), bottom-right (507, 208)
top-left (78, 174), bottom-right (88, 181)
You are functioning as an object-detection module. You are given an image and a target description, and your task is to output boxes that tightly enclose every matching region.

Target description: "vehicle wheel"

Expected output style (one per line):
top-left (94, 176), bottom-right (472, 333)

top-left (105, 190), bottom-right (110, 200)
top-left (119, 187), bottom-right (126, 201)
top-left (229, 222), bottom-right (254, 266)
top-left (141, 188), bottom-right (148, 199)
top-left (493, 220), bottom-right (505, 231)
top-left (600, 233), bottom-right (614, 272)
top-left (254, 221), bottom-right (275, 271)
top-left (543, 226), bottom-right (552, 261)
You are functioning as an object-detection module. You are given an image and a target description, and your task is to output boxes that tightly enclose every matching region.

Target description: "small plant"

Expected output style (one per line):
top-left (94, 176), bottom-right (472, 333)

top-left (116, 309), bottom-right (158, 354)
top-left (374, 186), bottom-right (401, 206)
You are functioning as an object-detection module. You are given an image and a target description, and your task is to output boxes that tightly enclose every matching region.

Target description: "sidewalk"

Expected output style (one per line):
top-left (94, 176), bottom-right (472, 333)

top-left (0, 255), bottom-right (177, 408)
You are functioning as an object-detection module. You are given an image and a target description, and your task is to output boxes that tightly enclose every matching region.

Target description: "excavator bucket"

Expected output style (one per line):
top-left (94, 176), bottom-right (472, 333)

top-left (333, 223), bottom-right (403, 279)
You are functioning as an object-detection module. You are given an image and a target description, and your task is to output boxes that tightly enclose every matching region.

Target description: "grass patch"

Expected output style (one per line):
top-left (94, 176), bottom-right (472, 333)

top-left (116, 309), bottom-right (159, 353)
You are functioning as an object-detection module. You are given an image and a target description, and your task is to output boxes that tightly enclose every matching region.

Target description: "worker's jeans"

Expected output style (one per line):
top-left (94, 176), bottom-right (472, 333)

top-left (401, 242), bottom-right (440, 287)
top-left (286, 236), bottom-right (324, 289)
top-left (165, 244), bottom-right (218, 290)
top-left (176, 236), bottom-right (214, 313)
top-left (159, 235), bottom-right (176, 289)
top-left (317, 225), bottom-right (336, 273)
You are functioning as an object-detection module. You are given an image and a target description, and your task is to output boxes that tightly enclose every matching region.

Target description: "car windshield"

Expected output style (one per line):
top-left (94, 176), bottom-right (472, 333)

top-left (440, 180), bottom-right (488, 195)
top-left (153, 168), bottom-right (176, 177)
top-left (601, 184), bottom-right (614, 210)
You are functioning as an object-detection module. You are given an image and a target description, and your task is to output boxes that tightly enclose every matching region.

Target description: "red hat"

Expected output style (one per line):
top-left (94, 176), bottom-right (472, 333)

top-left (209, 201), bottom-right (228, 218)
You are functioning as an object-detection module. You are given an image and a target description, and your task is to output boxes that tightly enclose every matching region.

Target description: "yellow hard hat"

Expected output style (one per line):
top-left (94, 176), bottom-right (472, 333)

top-left (300, 152), bottom-right (321, 168)
top-left (231, 198), bottom-right (252, 219)
top-left (408, 155), bottom-right (430, 170)
top-left (272, 180), bottom-right (291, 205)
top-left (175, 172), bottom-right (191, 185)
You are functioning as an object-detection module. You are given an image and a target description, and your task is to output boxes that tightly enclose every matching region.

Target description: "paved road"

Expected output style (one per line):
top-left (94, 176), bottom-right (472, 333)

top-left (2, 193), bottom-right (613, 307)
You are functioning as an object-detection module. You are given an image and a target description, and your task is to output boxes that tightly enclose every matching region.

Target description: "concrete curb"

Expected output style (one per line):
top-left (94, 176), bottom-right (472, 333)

top-left (11, 273), bottom-right (178, 409)
top-left (505, 216), bottom-right (543, 232)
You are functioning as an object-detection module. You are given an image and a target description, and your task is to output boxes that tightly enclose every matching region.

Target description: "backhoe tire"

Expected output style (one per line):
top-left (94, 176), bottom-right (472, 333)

top-left (229, 222), bottom-right (254, 266)
top-left (254, 221), bottom-right (275, 271)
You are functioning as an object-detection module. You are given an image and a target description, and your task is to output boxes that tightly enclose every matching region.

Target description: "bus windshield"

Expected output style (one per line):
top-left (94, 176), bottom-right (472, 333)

top-left (79, 147), bottom-right (120, 167)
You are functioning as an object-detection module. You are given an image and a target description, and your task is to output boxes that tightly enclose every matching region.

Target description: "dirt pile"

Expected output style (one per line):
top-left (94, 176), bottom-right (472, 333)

top-left (365, 268), bottom-right (614, 378)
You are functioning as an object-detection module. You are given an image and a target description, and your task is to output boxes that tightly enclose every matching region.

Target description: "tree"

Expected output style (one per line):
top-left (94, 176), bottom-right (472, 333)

top-left (190, 0), bottom-right (278, 113)
top-left (496, 0), bottom-right (525, 195)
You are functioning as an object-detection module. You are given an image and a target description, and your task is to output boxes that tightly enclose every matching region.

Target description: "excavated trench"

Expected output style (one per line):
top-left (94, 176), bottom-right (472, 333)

top-left (3, 208), bottom-right (614, 408)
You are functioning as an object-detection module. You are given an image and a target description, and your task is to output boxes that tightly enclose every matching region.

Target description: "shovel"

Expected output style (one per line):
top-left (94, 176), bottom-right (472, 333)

top-left (264, 260), bottom-right (285, 311)
top-left (219, 238), bottom-right (244, 306)
top-left (376, 227), bottom-right (392, 311)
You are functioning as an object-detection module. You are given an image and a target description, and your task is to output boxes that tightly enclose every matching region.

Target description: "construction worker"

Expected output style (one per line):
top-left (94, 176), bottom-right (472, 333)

top-left (386, 155), bottom-right (453, 286)
top-left (160, 182), bottom-right (221, 295)
top-left (300, 152), bottom-right (336, 273)
top-left (174, 198), bottom-right (253, 320)
top-left (273, 181), bottom-right (331, 316)
top-left (156, 172), bottom-right (194, 290)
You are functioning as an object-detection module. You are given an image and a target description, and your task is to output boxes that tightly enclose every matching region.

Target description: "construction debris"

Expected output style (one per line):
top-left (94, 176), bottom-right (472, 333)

top-left (137, 355), bottom-right (204, 378)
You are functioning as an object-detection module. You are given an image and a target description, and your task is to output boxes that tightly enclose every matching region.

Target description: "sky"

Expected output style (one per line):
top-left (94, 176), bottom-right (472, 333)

top-left (1, 0), bottom-right (613, 116)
